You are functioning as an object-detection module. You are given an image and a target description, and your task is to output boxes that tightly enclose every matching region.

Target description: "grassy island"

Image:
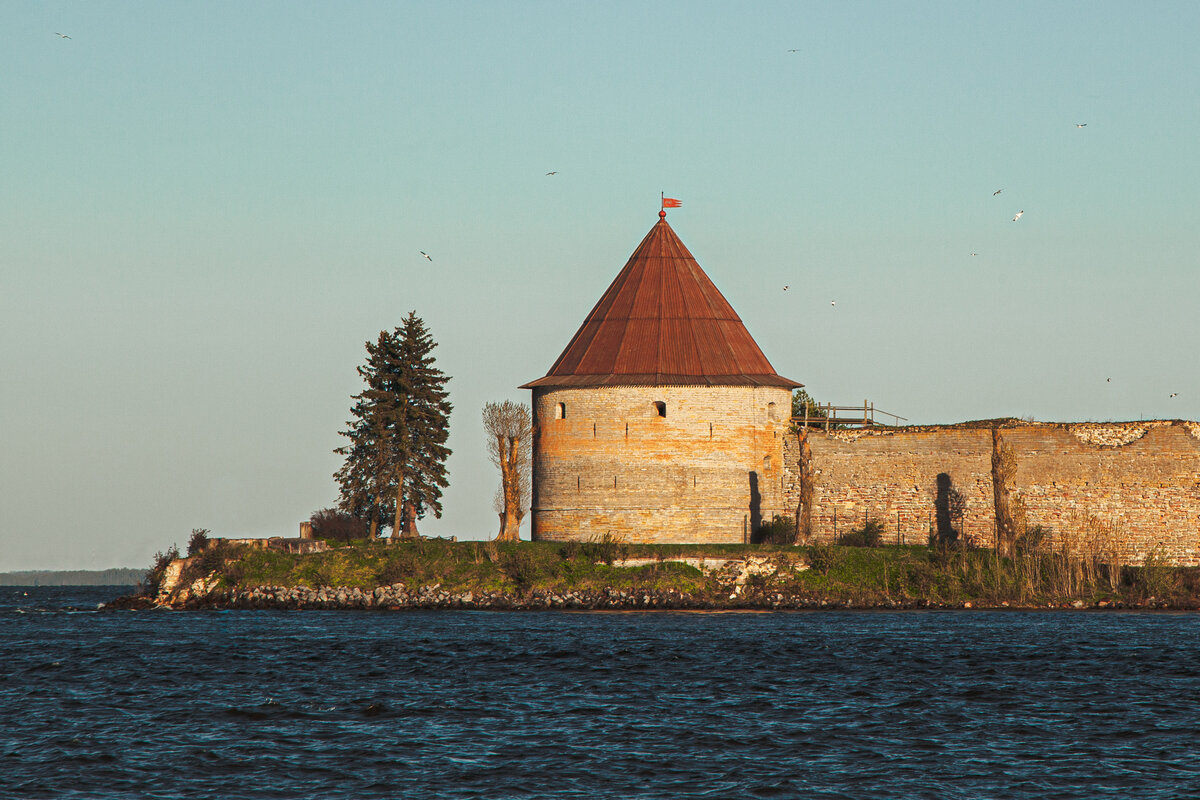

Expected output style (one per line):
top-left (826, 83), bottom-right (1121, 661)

top-left (121, 534), bottom-right (1200, 611)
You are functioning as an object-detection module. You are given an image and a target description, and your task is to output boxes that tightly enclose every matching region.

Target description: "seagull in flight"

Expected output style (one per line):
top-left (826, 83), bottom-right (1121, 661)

top-left (783, 285), bottom-right (789, 291)
top-left (1170, 393), bottom-right (1178, 398)
top-left (1075, 123), bottom-right (1087, 128)
top-left (54, 32), bottom-right (71, 39)
top-left (1012, 210), bottom-right (1024, 222)
top-left (970, 252), bottom-right (978, 257)
top-left (830, 300), bottom-right (836, 307)
top-left (545, 171), bottom-right (557, 176)
top-left (787, 49), bottom-right (800, 53)
top-left (993, 188), bottom-right (1003, 196)
top-left (419, 251), bottom-right (432, 262)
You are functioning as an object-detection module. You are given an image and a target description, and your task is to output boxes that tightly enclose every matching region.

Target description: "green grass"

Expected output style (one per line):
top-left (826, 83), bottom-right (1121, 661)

top-left (174, 538), bottom-right (1200, 607)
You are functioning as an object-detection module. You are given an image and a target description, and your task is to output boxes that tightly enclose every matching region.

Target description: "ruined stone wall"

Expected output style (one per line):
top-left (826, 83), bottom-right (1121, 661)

top-left (782, 421), bottom-right (1200, 565)
top-left (530, 385), bottom-right (793, 543)
top-left (784, 426), bottom-right (996, 547)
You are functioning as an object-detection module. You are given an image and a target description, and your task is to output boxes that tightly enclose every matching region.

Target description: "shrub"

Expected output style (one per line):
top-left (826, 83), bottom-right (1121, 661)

top-left (187, 528), bottom-right (210, 556)
top-left (838, 519), bottom-right (885, 547)
top-left (144, 544), bottom-right (180, 595)
top-left (754, 515), bottom-right (797, 545)
top-left (483, 538), bottom-right (501, 563)
top-left (375, 556), bottom-right (412, 586)
top-left (500, 547), bottom-right (541, 590)
top-left (807, 543), bottom-right (839, 576)
top-left (310, 508), bottom-right (370, 542)
top-left (580, 533), bottom-right (628, 566)
top-left (1014, 524), bottom-right (1048, 555)
top-left (1132, 546), bottom-right (1181, 600)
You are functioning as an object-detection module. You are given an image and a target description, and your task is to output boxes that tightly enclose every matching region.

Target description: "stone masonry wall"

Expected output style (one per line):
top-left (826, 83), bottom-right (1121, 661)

top-left (531, 385), bottom-right (794, 544)
top-left (782, 421), bottom-right (1200, 565)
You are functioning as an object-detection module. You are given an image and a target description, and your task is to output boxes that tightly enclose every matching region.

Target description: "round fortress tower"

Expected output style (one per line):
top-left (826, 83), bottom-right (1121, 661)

top-left (521, 211), bottom-right (802, 544)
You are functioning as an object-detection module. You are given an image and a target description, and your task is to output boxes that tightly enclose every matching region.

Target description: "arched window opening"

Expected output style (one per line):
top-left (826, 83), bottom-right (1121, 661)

top-left (555, 402), bottom-right (566, 419)
top-left (767, 401), bottom-right (778, 421)
top-left (653, 401), bottom-right (666, 418)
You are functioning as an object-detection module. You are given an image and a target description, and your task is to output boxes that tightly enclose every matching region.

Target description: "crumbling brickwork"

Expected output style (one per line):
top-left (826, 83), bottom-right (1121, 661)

top-left (782, 421), bottom-right (1200, 565)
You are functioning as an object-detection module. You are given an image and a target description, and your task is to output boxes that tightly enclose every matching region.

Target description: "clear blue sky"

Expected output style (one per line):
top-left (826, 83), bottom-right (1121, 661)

top-left (3, 1), bottom-right (1197, 570)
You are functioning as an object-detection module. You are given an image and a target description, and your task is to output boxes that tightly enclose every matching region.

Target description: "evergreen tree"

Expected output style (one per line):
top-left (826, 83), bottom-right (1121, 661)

top-left (334, 311), bottom-right (452, 539)
top-left (333, 397), bottom-right (394, 538)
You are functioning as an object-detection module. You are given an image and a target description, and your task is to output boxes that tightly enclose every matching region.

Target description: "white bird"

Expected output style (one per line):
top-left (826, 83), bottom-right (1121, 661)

top-left (830, 300), bottom-right (836, 307)
top-left (54, 32), bottom-right (71, 39)
top-left (1106, 378), bottom-right (1111, 382)
top-left (1075, 123), bottom-right (1087, 128)
top-left (993, 188), bottom-right (1002, 196)
top-left (970, 252), bottom-right (978, 257)
top-left (1170, 393), bottom-right (1178, 398)
top-left (419, 251), bottom-right (432, 261)
top-left (545, 171), bottom-right (557, 176)
top-left (1012, 210), bottom-right (1024, 222)
top-left (783, 285), bottom-right (789, 291)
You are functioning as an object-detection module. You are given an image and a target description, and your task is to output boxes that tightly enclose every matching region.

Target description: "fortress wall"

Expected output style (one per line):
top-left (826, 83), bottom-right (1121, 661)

top-left (531, 385), bottom-right (793, 543)
top-left (784, 428), bottom-right (996, 546)
top-left (999, 423), bottom-right (1200, 565)
top-left (782, 421), bottom-right (1200, 565)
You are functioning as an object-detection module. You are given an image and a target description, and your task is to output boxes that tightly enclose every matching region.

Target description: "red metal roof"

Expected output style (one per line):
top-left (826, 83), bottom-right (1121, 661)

top-left (522, 214), bottom-right (802, 389)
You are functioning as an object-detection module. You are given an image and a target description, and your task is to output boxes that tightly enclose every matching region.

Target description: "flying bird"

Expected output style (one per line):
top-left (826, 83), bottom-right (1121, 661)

top-left (970, 252), bottom-right (978, 257)
top-left (830, 300), bottom-right (836, 307)
top-left (993, 189), bottom-right (1003, 196)
top-left (783, 285), bottom-right (789, 291)
top-left (1170, 393), bottom-right (1178, 398)
top-left (1075, 123), bottom-right (1087, 128)
top-left (54, 32), bottom-right (71, 39)
top-left (545, 171), bottom-right (557, 176)
top-left (787, 49), bottom-right (800, 52)
top-left (1012, 210), bottom-right (1024, 222)
top-left (1106, 378), bottom-right (1111, 382)
top-left (419, 251), bottom-right (432, 261)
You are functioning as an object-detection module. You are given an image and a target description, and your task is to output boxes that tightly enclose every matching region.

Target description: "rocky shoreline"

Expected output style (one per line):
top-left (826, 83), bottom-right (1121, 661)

top-left (104, 583), bottom-right (1191, 612)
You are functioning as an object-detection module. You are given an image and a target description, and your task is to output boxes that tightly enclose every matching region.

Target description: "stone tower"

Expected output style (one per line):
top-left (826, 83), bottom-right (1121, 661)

top-left (521, 212), bottom-right (802, 544)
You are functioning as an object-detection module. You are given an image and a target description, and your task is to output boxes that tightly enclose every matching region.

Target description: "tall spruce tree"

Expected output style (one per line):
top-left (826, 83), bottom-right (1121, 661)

top-left (334, 311), bottom-right (452, 539)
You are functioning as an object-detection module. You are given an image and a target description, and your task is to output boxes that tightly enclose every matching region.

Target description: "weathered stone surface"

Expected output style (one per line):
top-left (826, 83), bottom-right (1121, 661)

top-left (784, 420), bottom-right (1200, 565)
top-left (530, 385), bottom-right (793, 543)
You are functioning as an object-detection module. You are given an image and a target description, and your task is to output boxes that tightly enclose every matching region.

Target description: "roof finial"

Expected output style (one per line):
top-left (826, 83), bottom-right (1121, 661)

top-left (659, 209), bottom-right (666, 220)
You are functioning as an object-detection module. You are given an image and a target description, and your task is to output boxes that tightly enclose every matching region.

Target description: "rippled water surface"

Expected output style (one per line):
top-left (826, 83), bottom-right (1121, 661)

top-left (3, 587), bottom-right (1200, 799)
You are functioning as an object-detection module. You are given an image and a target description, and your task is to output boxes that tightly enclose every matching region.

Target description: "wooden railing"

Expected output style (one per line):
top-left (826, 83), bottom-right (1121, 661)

top-left (792, 400), bottom-right (907, 430)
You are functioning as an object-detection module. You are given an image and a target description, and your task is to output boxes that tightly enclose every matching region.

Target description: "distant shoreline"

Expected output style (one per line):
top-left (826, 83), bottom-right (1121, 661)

top-left (0, 568), bottom-right (143, 587)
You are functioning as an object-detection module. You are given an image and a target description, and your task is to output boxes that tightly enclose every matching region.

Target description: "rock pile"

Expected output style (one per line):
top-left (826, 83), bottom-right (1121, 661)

top-left (195, 584), bottom-right (712, 611)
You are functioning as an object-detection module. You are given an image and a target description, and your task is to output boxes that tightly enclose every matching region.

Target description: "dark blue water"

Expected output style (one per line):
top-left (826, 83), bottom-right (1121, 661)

top-left (2, 587), bottom-right (1199, 799)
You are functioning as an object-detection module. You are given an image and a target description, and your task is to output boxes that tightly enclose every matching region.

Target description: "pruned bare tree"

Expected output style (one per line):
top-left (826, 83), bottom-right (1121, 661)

top-left (482, 400), bottom-right (532, 541)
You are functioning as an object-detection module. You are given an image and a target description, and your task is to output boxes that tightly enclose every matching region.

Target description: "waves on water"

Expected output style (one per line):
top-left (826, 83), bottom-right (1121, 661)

top-left (2, 587), bottom-right (1199, 798)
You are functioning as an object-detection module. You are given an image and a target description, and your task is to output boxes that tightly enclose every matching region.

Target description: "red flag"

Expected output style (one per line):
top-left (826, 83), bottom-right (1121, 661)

top-left (662, 197), bottom-right (682, 208)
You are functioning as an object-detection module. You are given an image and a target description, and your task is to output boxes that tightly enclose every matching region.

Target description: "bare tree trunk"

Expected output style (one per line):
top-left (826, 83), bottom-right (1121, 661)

top-left (496, 434), bottom-right (522, 541)
top-left (794, 428), bottom-right (813, 544)
top-left (403, 500), bottom-right (419, 537)
top-left (394, 475), bottom-right (420, 539)
top-left (992, 427), bottom-right (1017, 558)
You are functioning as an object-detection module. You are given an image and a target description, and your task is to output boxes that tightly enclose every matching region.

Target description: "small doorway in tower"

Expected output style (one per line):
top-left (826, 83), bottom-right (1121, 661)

top-left (653, 401), bottom-right (666, 418)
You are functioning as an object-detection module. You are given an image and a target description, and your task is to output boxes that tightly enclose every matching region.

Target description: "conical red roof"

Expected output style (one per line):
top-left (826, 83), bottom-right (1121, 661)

top-left (522, 214), bottom-right (801, 389)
